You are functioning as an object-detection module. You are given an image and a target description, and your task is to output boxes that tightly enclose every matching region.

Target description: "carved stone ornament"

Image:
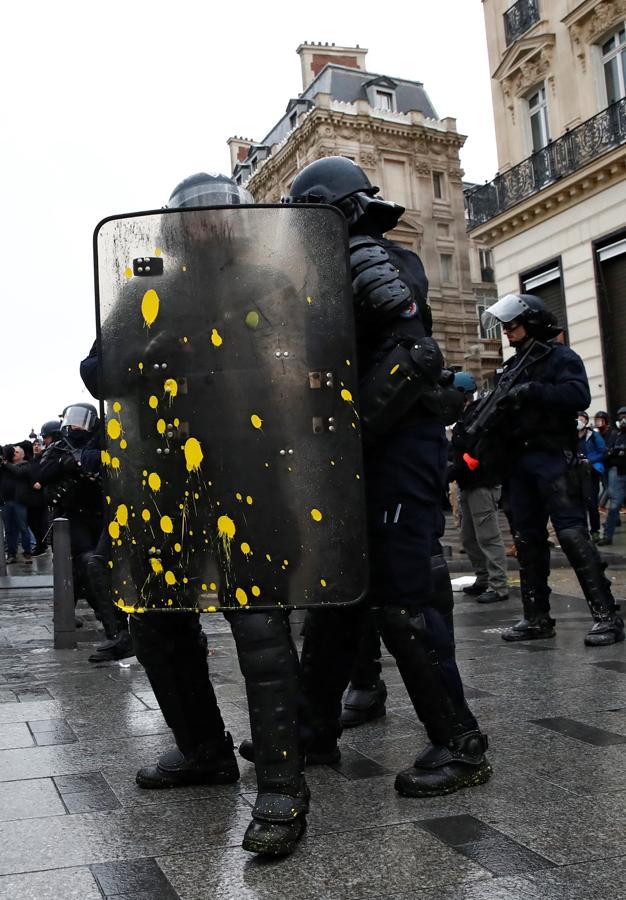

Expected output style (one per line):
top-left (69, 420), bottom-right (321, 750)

top-left (415, 161), bottom-right (431, 176)
top-left (359, 150), bottom-right (379, 168)
top-left (512, 49), bottom-right (553, 97)
top-left (569, 0), bottom-right (626, 70)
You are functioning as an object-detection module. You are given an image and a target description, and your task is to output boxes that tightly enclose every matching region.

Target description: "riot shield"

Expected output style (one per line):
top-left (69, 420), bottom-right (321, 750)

top-left (94, 205), bottom-right (368, 612)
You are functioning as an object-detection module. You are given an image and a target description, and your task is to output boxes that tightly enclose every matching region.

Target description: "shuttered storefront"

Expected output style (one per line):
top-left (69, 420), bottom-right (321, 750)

top-left (521, 260), bottom-right (568, 340)
top-left (597, 237), bottom-right (626, 416)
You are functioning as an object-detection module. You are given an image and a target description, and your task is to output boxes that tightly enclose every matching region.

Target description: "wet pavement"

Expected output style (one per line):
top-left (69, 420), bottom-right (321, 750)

top-left (1, 533), bottom-right (626, 899)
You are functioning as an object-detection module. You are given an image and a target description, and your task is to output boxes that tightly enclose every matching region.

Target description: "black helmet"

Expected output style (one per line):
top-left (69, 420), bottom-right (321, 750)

top-left (289, 157), bottom-right (376, 205)
top-left (60, 403), bottom-right (98, 434)
top-left (617, 406), bottom-right (626, 418)
top-left (287, 156), bottom-right (404, 234)
top-left (168, 172), bottom-right (253, 209)
top-left (41, 419), bottom-right (62, 439)
top-left (594, 410), bottom-right (609, 421)
top-left (481, 293), bottom-right (561, 341)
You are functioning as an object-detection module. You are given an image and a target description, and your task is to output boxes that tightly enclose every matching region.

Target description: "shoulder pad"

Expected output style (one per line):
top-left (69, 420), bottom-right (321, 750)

top-left (348, 236), bottom-right (412, 322)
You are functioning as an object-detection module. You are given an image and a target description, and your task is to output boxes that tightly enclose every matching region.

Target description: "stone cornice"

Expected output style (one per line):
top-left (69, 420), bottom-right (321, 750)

top-left (563, 0), bottom-right (626, 71)
top-left (493, 32), bottom-right (556, 107)
top-left (246, 106), bottom-right (466, 195)
top-left (468, 144), bottom-right (626, 244)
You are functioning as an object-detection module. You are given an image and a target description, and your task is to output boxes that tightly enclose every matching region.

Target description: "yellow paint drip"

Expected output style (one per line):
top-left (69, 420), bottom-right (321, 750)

top-left (174, 542), bottom-right (182, 552)
top-left (210, 582), bottom-right (217, 591)
top-left (341, 388), bottom-right (353, 402)
top-left (164, 570), bottom-right (176, 586)
top-left (236, 587), bottom-right (249, 607)
top-left (155, 247), bottom-right (161, 257)
top-left (173, 418), bottom-right (180, 427)
top-left (251, 585), bottom-right (261, 597)
top-left (246, 495), bottom-right (253, 505)
top-left (345, 359), bottom-right (351, 366)
top-left (116, 504), bottom-right (128, 527)
top-left (112, 401), bottom-right (122, 413)
top-left (390, 364), bottom-right (400, 375)
top-left (164, 378), bottom-right (178, 398)
top-left (108, 521), bottom-right (120, 540)
top-left (156, 419), bottom-right (166, 435)
top-left (120, 439), bottom-right (127, 450)
top-left (251, 414), bottom-right (263, 429)
top-left (160, 515), bottom-right (174, 534)
top-left (211, 328), bottom-right (223, 347)
top-left (266, 553), bottom-right (272, 562)
top-left (184, 437), bottom-right (203, 472)
top-left (124, 266), bottom-right (133, 279)
top-left (235, 492), bottom-right (242, 501)
top-left (241, 542), bottom-right (252, 555)
top-left (217, 515), bottom-right (236, 540)
top-left (141, 289), bottom-right (160, 327)
top-left (150, 558), bottom-right (163, 574)
top-left (148, 395), bottom-right (158, 409)
top-left (306, 295), bottom-right (314, 305)
top-left (310, 508), bottom-right (323, 522)
top-left (245, 310), bottom-right (259, 329)
top-left (148, 472), bottom-right (161, 491)
top-left (141, 509), bottom-right (151, 522)
top-left (107, 419), bottom-right (121, 440)
top-left (138, 362), bottom-right (144, 372)
top-left (320, 579), bottom-right (327, 587)
top-left (111, 457), bottom-right (120, 470)
top-left (101, 450), bottom-right (111, 466)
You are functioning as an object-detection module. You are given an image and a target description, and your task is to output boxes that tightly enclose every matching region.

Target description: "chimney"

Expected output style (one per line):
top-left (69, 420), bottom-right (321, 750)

top-left (226, 136), bottom-right (256, 174)
top-left (296, 42), bottom-right (368, 91)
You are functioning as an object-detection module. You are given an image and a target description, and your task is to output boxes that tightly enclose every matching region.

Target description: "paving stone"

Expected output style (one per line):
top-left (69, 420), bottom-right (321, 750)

top-left (0, 866), bottom-right (101, 899)
top-left (159, 822), bottom-right (487, 899)
top-left (0, 777), bottom-right (66, 821)
top-left (0, 723), bottom-right (34, 750)
top-left (90, 857), bottom-right (178, 898)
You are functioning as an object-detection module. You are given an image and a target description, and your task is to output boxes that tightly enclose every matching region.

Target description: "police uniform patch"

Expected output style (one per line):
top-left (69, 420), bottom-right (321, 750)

top-left (399, 301), bottom-right (418, 319)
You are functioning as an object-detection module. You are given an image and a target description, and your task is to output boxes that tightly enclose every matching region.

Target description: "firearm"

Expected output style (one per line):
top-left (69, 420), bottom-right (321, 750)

top-left (458, 340), bottom-right (552, 467)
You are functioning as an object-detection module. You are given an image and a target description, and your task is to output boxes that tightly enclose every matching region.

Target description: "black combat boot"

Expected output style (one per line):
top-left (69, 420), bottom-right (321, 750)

top-left (130, 612), bottom-right (235, 788)
top-left (136, 732), bottom-right (239, 788)
top-left (88, 629), bottom-right (134, 662)
top-left (395, 731), bottom-right (491, 797)
top-left (558, 526), bottom-right (625, 647)
top-left (376, 605), bottom-right (492, 798)
top-left (502, 536), bottom-right (555, 642)
top-left (229, 610), bottom-right (309, 857)
top-left (502, 615), bottom-right (556, 641)
top-left (341, 679), bottom-right (387, 728)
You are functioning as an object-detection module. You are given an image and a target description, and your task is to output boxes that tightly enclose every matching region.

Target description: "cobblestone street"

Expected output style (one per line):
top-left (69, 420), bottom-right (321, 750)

top-left (0, 530), bottom-right (625, 899)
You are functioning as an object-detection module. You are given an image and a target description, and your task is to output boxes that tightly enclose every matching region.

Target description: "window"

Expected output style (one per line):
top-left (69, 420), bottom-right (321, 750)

top-left (289, 111), bottom-right (298, 129)
top-left (433, 171), bottom-right (445, 200)
top-left (528, 85), bottom-right (550, 152)
top-left (440, 254), bottom-right (454, 283)
top-left (520, 258), bottom-right (568, 341)
top-left (602, 24), bottom-right (626, 104)
top-left (375, 90), bottom-right (394, 111)
top-left (479, 248), bottom-right (494, 282)
top-left (477, 304), bottom-right (502, 340)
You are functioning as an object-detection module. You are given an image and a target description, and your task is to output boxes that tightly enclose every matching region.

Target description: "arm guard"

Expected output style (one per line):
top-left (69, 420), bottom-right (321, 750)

top-left (349, 236), bottom-right (412, 323)
top-left (359, 337), bottom-right (444, 437)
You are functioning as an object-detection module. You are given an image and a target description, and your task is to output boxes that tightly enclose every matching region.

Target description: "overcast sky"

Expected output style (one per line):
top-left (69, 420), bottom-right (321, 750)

top-left (0, 0), bottom-right (497, 440)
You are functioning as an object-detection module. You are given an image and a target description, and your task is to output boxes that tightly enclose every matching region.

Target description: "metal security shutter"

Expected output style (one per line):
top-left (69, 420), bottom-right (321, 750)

top-left (597, 251), bottom-right (626, 416)
top-left (521, 261), bottom-right (568, 339)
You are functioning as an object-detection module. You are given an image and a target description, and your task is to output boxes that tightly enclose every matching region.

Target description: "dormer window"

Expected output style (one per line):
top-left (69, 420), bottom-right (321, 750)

top-left (375, 90), bottom-right (394, 111)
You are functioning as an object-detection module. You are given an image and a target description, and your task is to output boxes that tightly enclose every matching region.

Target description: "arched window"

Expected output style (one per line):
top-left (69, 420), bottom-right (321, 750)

top-left (601, 23), bottom-right (626, 104)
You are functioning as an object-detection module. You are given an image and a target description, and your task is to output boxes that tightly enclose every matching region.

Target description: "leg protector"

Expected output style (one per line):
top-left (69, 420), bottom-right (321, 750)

top-left (130, 612), bottom-right (226, 755)
top-left (557, 526), bottom-right (616, 620)
top-left (228, 610), bottom-right (308, 857)
top-left (375, 605), bottom-right (477, 746)
top-left (85, 552), bottom-right (125, 641)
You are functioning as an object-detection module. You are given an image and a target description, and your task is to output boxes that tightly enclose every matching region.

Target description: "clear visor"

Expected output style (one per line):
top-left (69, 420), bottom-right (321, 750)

top-left (61, 406), bottom-right (97, 431)
top-left (168, 183), bottom-right (254, 209)
top-left (480, 294), bottom-right (531, 332)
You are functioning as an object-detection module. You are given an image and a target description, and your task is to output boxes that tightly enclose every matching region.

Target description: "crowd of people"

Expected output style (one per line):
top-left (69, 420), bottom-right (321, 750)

top-left (2, 161), bottom-right (626, 863)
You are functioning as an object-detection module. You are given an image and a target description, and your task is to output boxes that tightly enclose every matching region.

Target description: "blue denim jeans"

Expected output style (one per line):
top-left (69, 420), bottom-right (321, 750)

top-left (2, 501), bottom-right (32, 556)
top-left (605, 467), bottom-right (626, 538)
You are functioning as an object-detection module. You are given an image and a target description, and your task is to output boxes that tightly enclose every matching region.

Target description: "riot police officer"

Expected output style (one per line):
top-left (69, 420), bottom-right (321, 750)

top-left (37, 404), bottom-right (133, 658)
top-left (87, 173), bottom-right (309, 858)
top-left (283, 157), bottom-right (492, 796)
top-left (473, 293), bottom-right (623, 645)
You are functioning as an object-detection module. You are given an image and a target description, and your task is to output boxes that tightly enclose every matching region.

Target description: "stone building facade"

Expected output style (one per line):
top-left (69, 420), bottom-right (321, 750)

top-left (467, 0), bottom-right (626, 414)
top-left (228, 43), bottom-right (500, 386)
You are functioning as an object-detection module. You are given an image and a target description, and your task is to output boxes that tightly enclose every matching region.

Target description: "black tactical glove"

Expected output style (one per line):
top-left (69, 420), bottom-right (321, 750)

top-left (498, 381), bottom-right (539, 409)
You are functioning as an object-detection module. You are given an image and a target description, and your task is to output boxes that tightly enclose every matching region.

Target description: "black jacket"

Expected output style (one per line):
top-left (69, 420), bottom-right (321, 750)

top-left (497, 340), bottom-right (590, 457)
top-left (605, 429), bottom-right (626, 475)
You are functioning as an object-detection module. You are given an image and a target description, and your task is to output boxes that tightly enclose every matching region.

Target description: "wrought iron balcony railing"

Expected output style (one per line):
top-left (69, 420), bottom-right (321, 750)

top-left (504, 0), bottom-right (540, 46)
top-left (466, 98), bottom-right (626, 231)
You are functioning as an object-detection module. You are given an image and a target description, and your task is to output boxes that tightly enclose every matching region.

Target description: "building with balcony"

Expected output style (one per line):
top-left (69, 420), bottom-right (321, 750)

top-left (467, 1), bottom-right (626, 414)
top-left (228, 42), bottom-right (500, 386)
